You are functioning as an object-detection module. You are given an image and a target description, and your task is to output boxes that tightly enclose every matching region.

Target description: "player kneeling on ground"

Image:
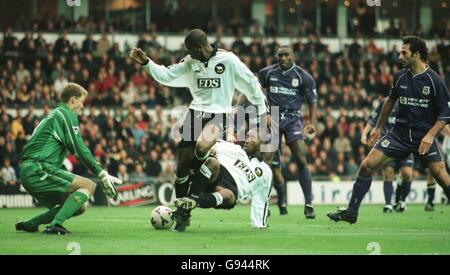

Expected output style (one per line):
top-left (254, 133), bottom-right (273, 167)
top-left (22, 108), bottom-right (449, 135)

top-left (16, 83), bottom-right (122, 235)
top-left (172, 128), bottom-right (273, 232)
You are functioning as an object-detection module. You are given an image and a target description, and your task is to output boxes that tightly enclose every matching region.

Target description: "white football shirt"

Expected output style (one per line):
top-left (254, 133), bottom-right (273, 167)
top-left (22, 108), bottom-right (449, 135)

top-left (142, 48), bottom-right (267, 115)
top-left (214, 141), bottom-right (272, 228)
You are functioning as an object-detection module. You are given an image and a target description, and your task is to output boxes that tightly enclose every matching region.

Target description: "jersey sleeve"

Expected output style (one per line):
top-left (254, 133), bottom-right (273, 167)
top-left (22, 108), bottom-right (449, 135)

top-left (55, 109), bottom-right (103, 176)
top-left (368, 101), bottom-right (384, 127)
top-left (435, 77), bottom-right (450, 123)
top-left (302, 72), bottom-right (318, 104)
top-left (142, 56), bottom-right (191, 88)
top-left (231, 54), bottom-right (267, 115)
top-left (250, 162), bottom-right (272, 229)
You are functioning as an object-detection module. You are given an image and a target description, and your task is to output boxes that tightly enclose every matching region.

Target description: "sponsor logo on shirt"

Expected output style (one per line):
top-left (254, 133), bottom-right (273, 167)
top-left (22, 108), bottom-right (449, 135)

top-left (381, 139), bottom-right (390, 148)
top-left (270, 77), bottom-right (278, 82)
top-left (400, 85), bottom-right (407, 89)
top-left (422, 86), bottom-right (430, 96)
top-left (214, 63), bottom-right (225, 74)
top-left (234, 159), bottom-right (256, 183)
top-left (269, 86), bottom-right (297, 96)
top-left (399, 96), bottom-right (429, 108)
top-left (197, 78), bottom-right (221, 88)
top-left (255, 167), bottom-right (263, 177)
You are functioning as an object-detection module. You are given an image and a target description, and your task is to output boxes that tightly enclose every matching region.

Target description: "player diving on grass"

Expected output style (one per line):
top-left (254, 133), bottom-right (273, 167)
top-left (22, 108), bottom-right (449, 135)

top-left (328, 36), bottom-right (450, 224)
top-left (361, 97), bottom-right (414, 213)
top-left (16, 83), bottom-right (122, 235)
top-left (173, 128), bottom-right (273, 232)
top-left (129, 29), bottom-right (268, 228)
top-left (257, 46), bottom-right (317, 218)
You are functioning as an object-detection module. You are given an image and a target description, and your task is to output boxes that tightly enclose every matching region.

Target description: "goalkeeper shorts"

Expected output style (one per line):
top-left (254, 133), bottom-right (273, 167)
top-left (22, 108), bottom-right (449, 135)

top-left (20, 160), bottom-right (76, 208)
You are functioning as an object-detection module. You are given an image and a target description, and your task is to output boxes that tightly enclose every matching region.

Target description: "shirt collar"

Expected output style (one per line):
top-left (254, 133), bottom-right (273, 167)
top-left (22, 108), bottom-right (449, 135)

top-left (278, 63), bottom-right (296, 73)
top-left (409, 65), bottom-right (429, 77)
top-left (203, 44), bottom-right (218, 67)
top-left (58, 102), bottom-right (76, 115)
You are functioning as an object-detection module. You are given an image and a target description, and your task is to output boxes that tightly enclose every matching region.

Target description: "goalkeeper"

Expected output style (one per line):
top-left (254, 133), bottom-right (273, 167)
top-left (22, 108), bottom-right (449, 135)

top-left (16, 83), bottom-right (122, 235)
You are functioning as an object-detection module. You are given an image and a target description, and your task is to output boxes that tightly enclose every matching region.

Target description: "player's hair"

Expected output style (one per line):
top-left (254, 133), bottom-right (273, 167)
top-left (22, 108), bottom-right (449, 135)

top-left (402, 36), bottom-right (428, 61)
top-left (185, 29), bottom-right (208, 47)
top-left (60, 83), bottom-right (88, 103)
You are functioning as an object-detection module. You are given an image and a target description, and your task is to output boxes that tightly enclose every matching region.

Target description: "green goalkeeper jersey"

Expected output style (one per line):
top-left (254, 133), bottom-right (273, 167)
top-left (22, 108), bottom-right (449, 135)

top-left (20, 103), bottom-right (103, 176)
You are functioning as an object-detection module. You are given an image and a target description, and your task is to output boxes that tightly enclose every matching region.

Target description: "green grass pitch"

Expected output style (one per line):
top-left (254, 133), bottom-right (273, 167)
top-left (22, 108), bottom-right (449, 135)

top-left (1, 204), bottom-right (450, 255)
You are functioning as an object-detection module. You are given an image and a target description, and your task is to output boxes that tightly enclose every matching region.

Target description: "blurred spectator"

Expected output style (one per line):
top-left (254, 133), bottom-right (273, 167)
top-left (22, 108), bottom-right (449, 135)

top-left (117, 163), bottom-right (130, 182)
top-left (1, 159), bottom-right (17, 186)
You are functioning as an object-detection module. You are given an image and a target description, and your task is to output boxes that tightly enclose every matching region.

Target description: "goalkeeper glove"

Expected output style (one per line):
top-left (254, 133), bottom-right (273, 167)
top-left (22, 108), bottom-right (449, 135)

top-left (98, 170), bottom-right (122, 200)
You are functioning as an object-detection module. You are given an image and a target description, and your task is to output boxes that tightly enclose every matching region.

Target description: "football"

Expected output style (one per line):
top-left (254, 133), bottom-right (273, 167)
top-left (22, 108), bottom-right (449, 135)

top-left (150, 205), bottom-right (174, 230)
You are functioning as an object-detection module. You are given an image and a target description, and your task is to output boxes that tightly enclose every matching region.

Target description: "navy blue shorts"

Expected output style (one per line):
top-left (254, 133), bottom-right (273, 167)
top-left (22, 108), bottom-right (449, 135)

top-left (272, 114), bottom-right (304, 144)
top-left (374, 127), bottom-right (444, 168)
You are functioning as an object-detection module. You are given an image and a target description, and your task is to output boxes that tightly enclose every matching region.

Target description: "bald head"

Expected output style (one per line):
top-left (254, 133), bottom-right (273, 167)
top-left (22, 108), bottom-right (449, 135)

top-left (184, 29), bottom-right (213, 62)
top-left (185, 29), bottom-right (208, 48)
top-left (277, 45), bottom-right (293, 55)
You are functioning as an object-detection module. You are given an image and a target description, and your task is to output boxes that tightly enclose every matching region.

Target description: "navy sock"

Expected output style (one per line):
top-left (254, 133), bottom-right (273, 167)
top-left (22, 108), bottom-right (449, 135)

top-left (427, 183), bottom-right (436, 204)
top-left (395, 182), bottom-right (402, 204)
top-left (175, 175), bottom-right (191, 198)
top-left (383, 181), bottom-right (393, 205)
top-left (400, 180), bottom-right (412, 201)
top-left (189, 165), bottom-right (212, 199)
top-left (347, 175), bottom-right (372, 215)
top-left (443, 185), bottom-right (450, 201)
top-left (196, 193), bottom-right (219, 208)
top-left (274, 179), bottom-right (286, 207)
top-left (297, 166), bottom-right (312, 205)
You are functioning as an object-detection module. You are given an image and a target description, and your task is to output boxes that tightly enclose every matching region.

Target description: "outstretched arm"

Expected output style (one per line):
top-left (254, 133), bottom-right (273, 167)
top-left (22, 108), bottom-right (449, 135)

top-left (130, 47), bottom-right (190, 88)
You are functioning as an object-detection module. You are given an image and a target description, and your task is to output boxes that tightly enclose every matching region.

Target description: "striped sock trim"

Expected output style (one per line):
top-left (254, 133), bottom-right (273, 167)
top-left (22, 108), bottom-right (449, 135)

top-left (212, 192), bottom-right (223, 206)
top-left (175, 175), bottom-right (190, 184)
top-left (195, 149), bottom-right (211, 161)
top-left (200, 162), bottom-right (213, 179)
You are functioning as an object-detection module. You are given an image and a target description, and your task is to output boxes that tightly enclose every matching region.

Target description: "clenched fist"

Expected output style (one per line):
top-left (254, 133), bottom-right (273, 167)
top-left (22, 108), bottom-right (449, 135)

top-left (129, 47), bottom-right (149, 65)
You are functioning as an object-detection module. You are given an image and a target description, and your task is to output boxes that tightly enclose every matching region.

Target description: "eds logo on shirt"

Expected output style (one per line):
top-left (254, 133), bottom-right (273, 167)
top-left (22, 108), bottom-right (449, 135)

top-left (197, 78), bottom-right (221, 88)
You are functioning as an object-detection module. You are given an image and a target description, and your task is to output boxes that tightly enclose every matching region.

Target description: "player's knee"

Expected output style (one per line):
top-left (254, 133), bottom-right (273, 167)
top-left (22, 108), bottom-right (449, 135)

top-left (203, 158), bottom-right (220, 174)
top-left (429, 162), bottom-right (445, 179)
top-left (221, 191), bottom-right (236, 208)
top-left (272, 169), bottom-right (283, 185)
top-left (360, 159), bottom-right (375, 176)
top-left (294, 155), bottom-right (307, 169)
top-left (195, 141), bottom-right (211, 158)
top-left (383, 167), bottom-right (395, 181)
top-left (82, 179), bottom-right (96, 195)
top-left (401, 171), bottom-right (413, 182)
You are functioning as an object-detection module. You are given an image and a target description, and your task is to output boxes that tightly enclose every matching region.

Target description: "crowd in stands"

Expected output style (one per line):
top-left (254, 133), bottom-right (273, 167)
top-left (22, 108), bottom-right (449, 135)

top-left (0, 26), bottom-right (449, 188)
top-left (10, 4), bottom-right (450, 39)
